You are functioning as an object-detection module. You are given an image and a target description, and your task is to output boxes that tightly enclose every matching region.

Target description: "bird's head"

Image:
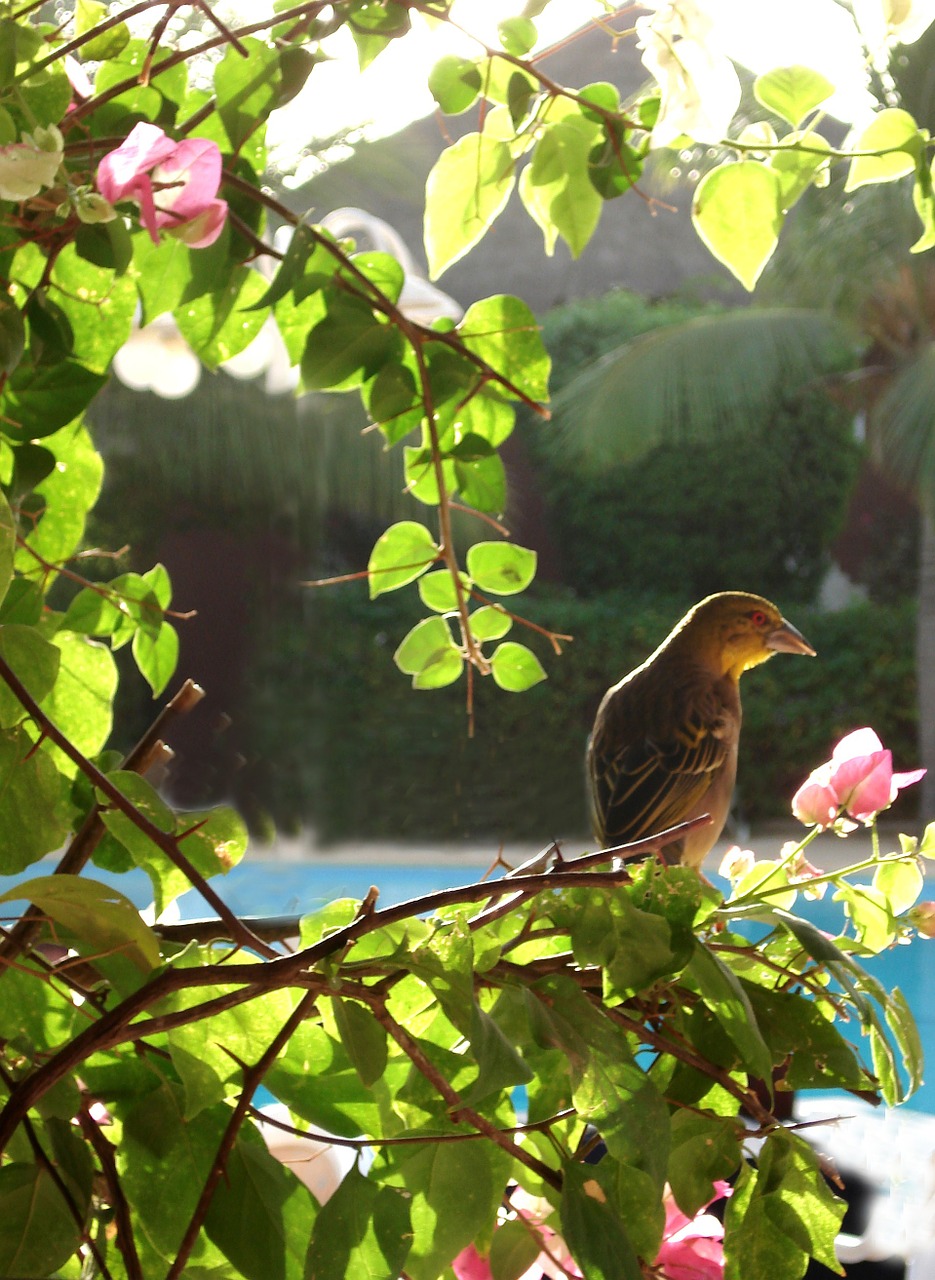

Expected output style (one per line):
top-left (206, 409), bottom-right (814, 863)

top-left (676, 592), bottom-right (816, 679)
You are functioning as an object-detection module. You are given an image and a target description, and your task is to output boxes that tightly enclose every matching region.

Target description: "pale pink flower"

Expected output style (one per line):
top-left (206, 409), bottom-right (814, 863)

top-left (656, 1181), bottom-right (731, 1280)
top-left (97, 122), bottom-right (227, 248)
top-left (718, 845), bottom-right (755, 882)
top-left (64, 55), bottom-right (93, 101)
top-left (787, 848), bottom-right (827, 899)
top-left (792, 728), bottom-right (925, 828)
top-left (0, 125), bottom-right (63, 202)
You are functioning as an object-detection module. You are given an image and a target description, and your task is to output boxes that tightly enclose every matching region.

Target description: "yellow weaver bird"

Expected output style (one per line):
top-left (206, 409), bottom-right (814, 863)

top-left (587, 592), bottom-right (815, 869)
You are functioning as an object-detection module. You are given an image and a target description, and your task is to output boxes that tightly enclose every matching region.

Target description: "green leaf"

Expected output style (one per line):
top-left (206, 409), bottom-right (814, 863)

top-left (302, 296), bottom-right (401, 391)
top-left (205, 1129), bottom-right (318, 1280)
top-left (1, 360), bottom-right (106, 441)
top-left (214, 38), bottom-right (281, 151)
top-left (488, 1218), bottom-right (540, 1280)
top-left (367, 521), bottom-right (439, 598)
top-left (18, 421), bottom-right (103, 567)
top-left (118, 1086), bottom-right (233, 1265)
top-left (0, 624), bottom-right (60, 727)
top-left (0, 489), bottom-right (15, 607)
top-left (724, 1132), bottom-right (845, 1280)
top-left (885, 986), bottom-right (924, 1098)
top-left (394, 616), bottom-right (463, 689)
top-left (490, 640), bottom-right (546, 691)
top-left (348, 250), bottom-right (405, 304)
top-left (463, 1003), bottom-right (533, 1103)
top-left (687, 942), bottom-right (773, 1081)
top-left (425, 133), bottom-right (516, 279)
top-left (560, 1162), bottom-right (643, 1280)
top-left (742, 984), bottom-right (869, 1092)
top-left (392, 1141), bottom-right (499, 1280)
top-left (429, 54), bottom-right (482, 115)
top-left (873, 856), bottom-right (923, 914)
top-left (470, 604), bottom-right (511, 641)
top-left (668, 1111), bottom-right (742, 1217)
top-left (753, 66), bottom-right (834, 127)
top-left (912, 158), bottom-right (935, 253)
top-left (0, 1163), bottom-right (82, 1277)
top-left (770, 131), bottom-right (832, 210)
top-left (132, 618), bottom-right (178, 696)
top-left (418, 569), bottom-right (471, 613)
top-left (305, 1164), bottom-right (411, 1280)
top-left (38, 630), bottom-right (117, 771)
top-left (519, 114), bottom-right (603, 257)
top-left (456, 452), bottom-right (507, 514)
top-left (404, 444), bottom-right (456, 505)
top-left (175, 267), bottom-right (270, 368)
top-left (0, 296), bottom-right (25, 376)
top-left (459, 295), bottom-right (550, 401)
top-left (466, 541), bottom-right (536, 595)
top-left (692, 162), bottom-right (784, 291)
top-left (333, 997), bottom-right (388, 1087)
top-left (0, 874), bottom-right (159, 971)
top-left (0, 726), bottom-right (69, 872)
top-left (498, 16), bottom-right (537, 55)
top-left (846, 108), bottom-right (923, 191)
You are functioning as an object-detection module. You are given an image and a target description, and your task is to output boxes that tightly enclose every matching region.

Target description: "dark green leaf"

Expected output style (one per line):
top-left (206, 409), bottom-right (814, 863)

top-left (560, 1162), bottom-right (643, 1280)
top-left (302, 296), bottom-right (401, 391)
top-left (687, 943), bottom-right (773, 1082)
top-left (0, 624), bottom-right (60, 727)
top-left (333, 996), bottom-right (388, 1087)
top-left (0, 1163), bottom-right (82, 1276)
top-left (0, 726), bottom-right (69, 872)
top-left (1, 359), bottom-right (106, 441)
top-left (205, 1128), bottom-right (318, 1280)
top-left (214, 38), bottom-right (281, 151)
top-left (305, 1164), bottom-right (411, 1280)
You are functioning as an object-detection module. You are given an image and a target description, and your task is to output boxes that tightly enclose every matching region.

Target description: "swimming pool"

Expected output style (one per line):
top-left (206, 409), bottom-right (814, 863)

top-left (2, 857), bottom-right (932, 1112)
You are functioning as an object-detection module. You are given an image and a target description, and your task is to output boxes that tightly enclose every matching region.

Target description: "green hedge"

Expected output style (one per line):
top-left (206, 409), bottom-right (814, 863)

top-left (242, 587), bottom-right (919, 843)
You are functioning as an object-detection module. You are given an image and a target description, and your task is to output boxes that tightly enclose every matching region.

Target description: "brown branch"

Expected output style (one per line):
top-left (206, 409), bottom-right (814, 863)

top-left (77, 1103), bottom-right (144, 1280)
top-left (0, 654), bottom-right (276, 960)
top-left (369, 995), bottom-right (563, 1191)
top-left (248, 1101), bottom-right (578, 1149)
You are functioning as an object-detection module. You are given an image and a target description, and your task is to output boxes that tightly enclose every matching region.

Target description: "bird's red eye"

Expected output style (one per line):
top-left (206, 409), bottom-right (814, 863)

top-left (749, 610), bottom-right (767, 626)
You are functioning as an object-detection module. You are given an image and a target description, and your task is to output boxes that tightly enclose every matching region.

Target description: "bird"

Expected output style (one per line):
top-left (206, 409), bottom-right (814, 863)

top-left (587, 592), bottom-right (815, 869)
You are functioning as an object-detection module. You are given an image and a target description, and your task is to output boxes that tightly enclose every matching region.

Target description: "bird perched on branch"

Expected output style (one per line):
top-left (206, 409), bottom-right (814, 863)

top-left (587, 592), bottom-right (815, 870)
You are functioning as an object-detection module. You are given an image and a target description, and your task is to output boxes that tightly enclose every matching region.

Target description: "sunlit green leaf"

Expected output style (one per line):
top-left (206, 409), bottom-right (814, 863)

top-left (846, 107), bottom-right (923, 191)
top-left (465, 541), bottom-right (536, 595)
top-left (425, 133), bottom-right (516, 279)
top-left (368, 521), bottom-right (439, 598)
top-left (753, 66), bottom-right (833, 127)
top-left (692, 162), bottom-right (784, 290)
top-left (490, 640), bottom-right (546, 691)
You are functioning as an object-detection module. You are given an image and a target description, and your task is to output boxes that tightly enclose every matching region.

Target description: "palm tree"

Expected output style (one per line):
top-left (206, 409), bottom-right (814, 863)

top-left (551, 174), bottom-right (935, 815)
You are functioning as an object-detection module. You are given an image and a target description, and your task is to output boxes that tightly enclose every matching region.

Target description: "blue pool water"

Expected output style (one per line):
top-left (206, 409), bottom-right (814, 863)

top-left (2, 858), bottom-right (932, 1112)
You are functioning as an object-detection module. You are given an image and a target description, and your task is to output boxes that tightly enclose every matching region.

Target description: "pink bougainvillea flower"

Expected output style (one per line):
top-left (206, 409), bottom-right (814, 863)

top-left (452, 1189), bottom-right (582, 1280)
top-left (792, 728), bottom-right (926, 829)
top-left (655, 1182), bottom-right (731, 1280)
top-left (64, 54), bottom-right (93, 101)
top-left (97, 122), bottom-right (227, 248)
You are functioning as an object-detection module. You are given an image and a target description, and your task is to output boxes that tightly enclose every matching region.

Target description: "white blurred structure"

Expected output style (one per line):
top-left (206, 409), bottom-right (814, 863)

top-left (256, 1102), bottom-right (356, 1204)
top-left (112, 209), bottom-right (462, 399)
top-left (796, 1096), bottom-right (935, 1275)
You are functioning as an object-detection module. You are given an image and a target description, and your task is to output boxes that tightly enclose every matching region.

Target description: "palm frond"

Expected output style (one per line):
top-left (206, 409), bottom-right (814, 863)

top-left (550, 308), bottom-right (857, 470)
top-left (872, 342), bottom-right (935, 509)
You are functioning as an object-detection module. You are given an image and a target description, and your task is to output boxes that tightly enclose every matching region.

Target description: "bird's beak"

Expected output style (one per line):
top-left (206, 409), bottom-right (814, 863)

top-left (766, 618), bottom-right (816, 657)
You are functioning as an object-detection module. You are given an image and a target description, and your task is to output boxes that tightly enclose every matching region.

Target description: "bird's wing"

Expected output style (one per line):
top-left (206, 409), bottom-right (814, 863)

top-left (589, 707), bottom-right (730, 848)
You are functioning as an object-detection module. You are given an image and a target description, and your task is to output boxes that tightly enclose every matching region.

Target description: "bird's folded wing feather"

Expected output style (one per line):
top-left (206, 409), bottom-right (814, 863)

top-left (589, 713), bottom-right (729, 847)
